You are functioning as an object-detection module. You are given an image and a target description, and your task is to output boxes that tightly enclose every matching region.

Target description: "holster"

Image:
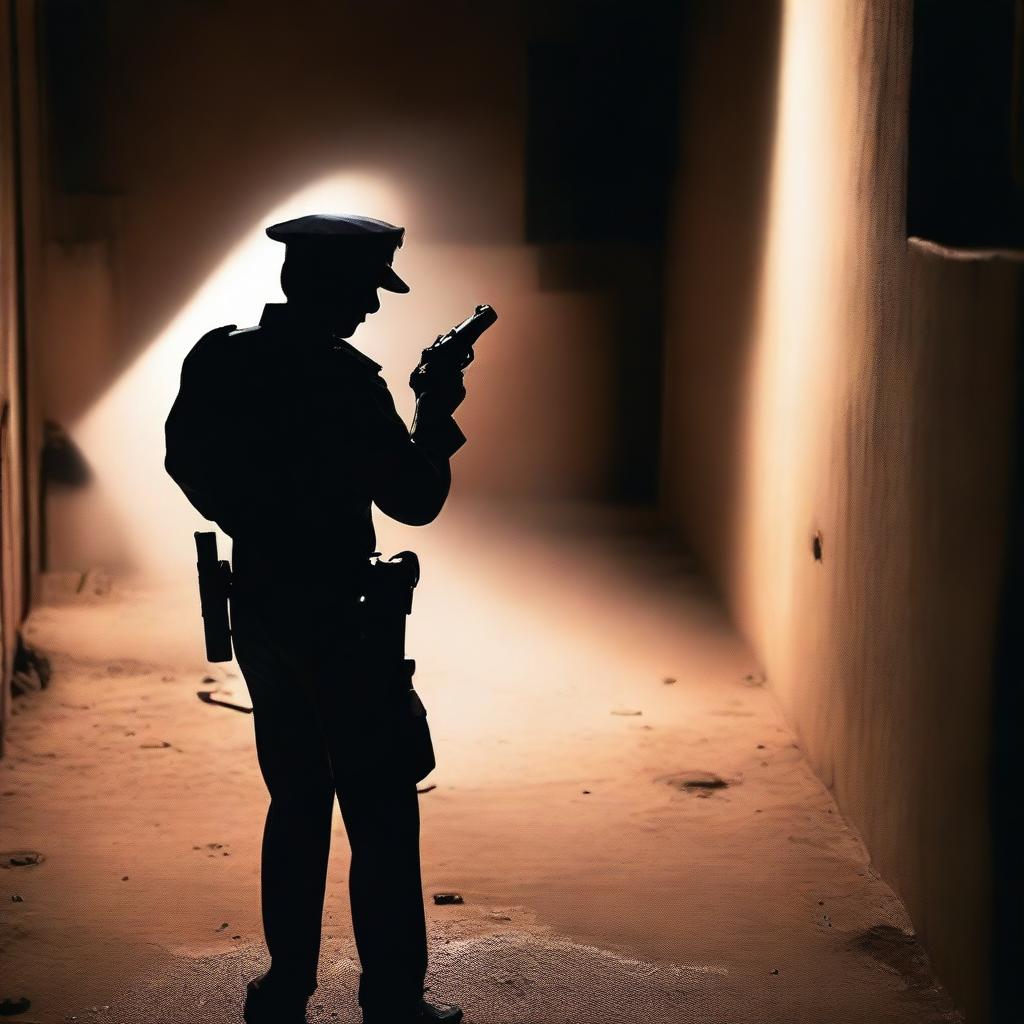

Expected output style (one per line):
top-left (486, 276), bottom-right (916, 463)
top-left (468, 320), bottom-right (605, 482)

top-left (361, 550), bottom-right (436, 784)
top-left (195, 531), bottom-right (233, 662)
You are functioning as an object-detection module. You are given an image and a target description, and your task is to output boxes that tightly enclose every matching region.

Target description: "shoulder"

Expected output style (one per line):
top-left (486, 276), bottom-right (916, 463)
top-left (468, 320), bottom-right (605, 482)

top-left (187, 323), bottom-right (237, 359)
top-left (184, 322), bottom-right (264, 369)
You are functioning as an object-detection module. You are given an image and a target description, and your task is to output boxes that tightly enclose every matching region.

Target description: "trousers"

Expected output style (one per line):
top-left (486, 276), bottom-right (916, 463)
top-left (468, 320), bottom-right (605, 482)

top-left (231, 588), bottom-right (428, 1010)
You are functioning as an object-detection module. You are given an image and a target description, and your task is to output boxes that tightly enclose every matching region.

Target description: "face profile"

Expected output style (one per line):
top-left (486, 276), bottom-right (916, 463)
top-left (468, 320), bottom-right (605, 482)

top-left (338, 281), bottom-right (383, 339)
top-left (281, 255), bottom-right (384, 338)
top-left (269, 213), bottom-right (410, 339)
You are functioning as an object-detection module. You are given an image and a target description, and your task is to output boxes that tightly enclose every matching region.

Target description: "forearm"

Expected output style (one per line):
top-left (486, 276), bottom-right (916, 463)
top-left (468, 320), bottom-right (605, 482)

top-left (371, 432), bottom-right (453, 526)
top-left (368, 360), bottom-right (468, 525)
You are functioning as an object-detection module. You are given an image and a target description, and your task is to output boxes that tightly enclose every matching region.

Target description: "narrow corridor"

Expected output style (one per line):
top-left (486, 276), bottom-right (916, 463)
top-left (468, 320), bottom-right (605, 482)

top-left (1, 505), bottom-right (960, 1023)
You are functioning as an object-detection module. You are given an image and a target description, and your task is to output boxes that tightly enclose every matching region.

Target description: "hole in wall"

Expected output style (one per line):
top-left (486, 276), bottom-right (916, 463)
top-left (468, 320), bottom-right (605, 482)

top-left (812, 531), bottom-right (823, 562)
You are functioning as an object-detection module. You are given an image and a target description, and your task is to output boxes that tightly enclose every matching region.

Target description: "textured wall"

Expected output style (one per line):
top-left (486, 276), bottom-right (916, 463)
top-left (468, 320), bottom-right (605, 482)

top-left (33, 0), bottom-right (617, 575)
top-left (663, 3), bottom-right (1020, 1020)
top-left (0, 0), bottom-right (20, 752)
top-left (0, 0), bottom-right (43, 752)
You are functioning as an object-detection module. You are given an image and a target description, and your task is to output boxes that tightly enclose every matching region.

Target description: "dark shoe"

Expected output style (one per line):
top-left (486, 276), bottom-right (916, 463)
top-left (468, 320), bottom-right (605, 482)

top-left (363, 996), bottom-right (463, 1024)
top-left (419, 997), bottom-right (463, 1022)
top-left (243, 973), bottom-right (313, 1024)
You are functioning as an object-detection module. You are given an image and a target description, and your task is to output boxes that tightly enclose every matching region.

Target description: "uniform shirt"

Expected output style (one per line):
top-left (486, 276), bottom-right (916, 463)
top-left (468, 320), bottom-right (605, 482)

top-left (165, 302), bottom-right (463, 603)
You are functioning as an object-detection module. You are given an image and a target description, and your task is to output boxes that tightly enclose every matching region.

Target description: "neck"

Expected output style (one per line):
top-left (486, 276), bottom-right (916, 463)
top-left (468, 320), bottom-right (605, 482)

top-left (282, 301), bottom-right (336, 333)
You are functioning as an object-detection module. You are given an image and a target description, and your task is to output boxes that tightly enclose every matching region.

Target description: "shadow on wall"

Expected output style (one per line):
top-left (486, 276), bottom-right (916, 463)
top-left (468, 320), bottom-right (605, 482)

top-left (989, 280), bottom-right (1024, 1024)
top-left (661, 0), bottom-right (784, 596)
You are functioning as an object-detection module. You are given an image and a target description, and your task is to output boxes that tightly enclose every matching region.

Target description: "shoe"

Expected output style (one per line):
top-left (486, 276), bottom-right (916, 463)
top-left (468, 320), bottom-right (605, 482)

top-left (243, 973), bottom-right (312, 1024)
top-left (419, 997), bottom-right (463, 1023)
top-left (363, 996), bottom-right (463, 1024)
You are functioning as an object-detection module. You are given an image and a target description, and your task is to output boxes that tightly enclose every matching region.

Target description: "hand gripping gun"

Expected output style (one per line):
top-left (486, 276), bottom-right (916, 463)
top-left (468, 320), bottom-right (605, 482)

top-left (409, 303), bottom-right (498, 401)
top-left (409, 302), bottom-right (497, 408)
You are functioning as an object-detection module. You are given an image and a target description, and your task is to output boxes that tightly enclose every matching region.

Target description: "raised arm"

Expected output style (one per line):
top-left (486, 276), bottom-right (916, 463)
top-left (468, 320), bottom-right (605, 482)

top-left (366, 379), bottom-right (464, 526)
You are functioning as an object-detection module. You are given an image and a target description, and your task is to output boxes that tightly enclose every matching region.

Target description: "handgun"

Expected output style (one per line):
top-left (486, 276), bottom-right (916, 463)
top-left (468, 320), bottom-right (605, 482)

top-left (409, 303), bottom-right (498, 399)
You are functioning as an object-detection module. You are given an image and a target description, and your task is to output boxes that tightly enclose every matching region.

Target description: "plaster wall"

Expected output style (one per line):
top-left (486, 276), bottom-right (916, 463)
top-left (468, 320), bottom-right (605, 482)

top-left (34, 0), bottom-right (616, 575)
top-left (0, 0), bottom-right (21, 751)
top-left (0, 0), bottom-right (43, 751)
top-left (662, 3), bottom-right (1019, 1020)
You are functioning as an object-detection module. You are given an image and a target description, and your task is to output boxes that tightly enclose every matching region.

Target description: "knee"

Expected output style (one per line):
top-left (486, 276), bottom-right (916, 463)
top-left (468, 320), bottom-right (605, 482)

top-left (268, 777), bottom-right (335, 820)
top-left (340, 791), bottom-right (420, 857)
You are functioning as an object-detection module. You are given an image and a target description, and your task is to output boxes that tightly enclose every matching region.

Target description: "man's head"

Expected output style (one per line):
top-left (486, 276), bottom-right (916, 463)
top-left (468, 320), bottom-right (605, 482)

top-left (266, 214), bottom-right (409, 338)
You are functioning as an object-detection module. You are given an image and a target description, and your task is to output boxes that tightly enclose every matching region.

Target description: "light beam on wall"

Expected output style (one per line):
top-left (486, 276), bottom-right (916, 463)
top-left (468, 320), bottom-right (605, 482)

top-left (53, 163), bottom-right (613, 580)
top-left (60, 170), bottom-right (410, 578)
top-left (738, 0), bottom-right (850, 664)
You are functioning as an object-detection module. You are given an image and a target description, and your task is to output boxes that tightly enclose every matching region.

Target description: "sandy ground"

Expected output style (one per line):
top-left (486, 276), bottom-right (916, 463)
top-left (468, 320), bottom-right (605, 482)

top-left (1, 504), bottom-right (961, 1023)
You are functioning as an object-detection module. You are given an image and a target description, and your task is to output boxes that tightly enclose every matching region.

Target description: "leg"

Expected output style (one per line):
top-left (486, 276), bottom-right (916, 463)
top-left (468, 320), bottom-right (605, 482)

top-left (234, 608), bottom-right (336, 998)
top-left (314, 644), bottom-right (428, 1014)
top-left (253, 712), bottom-right (334, 994)
top-left (334, 771), bottom-right (428, 1013)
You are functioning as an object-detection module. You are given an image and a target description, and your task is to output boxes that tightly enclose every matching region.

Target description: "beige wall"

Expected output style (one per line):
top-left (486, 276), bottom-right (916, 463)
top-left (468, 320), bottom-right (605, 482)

top-left (0, 0), bottom-right (20, 752)
top-left (663, 2), bottom-right (1020, 1021)
top-left (34, 0), bottom-right (616, 576)
top-left (0, 0), bottom-right (43, 753)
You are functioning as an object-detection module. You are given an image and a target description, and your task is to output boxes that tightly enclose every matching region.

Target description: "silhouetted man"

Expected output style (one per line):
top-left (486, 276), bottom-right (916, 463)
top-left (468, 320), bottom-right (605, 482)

top-left (164, 214), bottom-right (468, 1024)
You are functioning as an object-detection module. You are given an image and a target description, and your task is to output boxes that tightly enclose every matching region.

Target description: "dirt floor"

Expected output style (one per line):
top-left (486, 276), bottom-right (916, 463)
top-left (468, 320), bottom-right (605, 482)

top-left (1, 504), bottom-right (962, 1023)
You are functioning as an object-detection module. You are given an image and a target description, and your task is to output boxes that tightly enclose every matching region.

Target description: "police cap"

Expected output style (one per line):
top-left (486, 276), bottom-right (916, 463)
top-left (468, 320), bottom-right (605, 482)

top-left (265, 213), bottom-right (409, 293)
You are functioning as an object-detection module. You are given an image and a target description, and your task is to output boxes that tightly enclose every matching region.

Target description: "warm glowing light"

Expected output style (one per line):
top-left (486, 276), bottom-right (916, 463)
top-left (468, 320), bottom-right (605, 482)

top-left (738, 0), bottom-right (853, 658)
top-left (61, 171), bottom-right (410, 577)
top-left (57, 163), bottom-right (615, 579)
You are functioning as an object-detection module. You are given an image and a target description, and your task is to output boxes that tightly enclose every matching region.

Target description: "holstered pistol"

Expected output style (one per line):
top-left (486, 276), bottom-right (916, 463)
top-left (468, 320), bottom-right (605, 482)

top-left (195, 531), bottom-right (233, 663)
top-left (363, 550), bottom-right (435, 782)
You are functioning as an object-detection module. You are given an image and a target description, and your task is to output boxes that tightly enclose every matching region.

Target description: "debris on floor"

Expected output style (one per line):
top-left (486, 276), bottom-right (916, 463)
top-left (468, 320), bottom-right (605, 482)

top-left (433, 893), bottom-right (464, 905)
top-left (3, 517), bottom-right (964, 1024)
top-left (659, 771), bottom-right (731, 793)
top-left (849, 925), bottom-right (931, 987)
top-left (0, 852), bottom-right (45, 869)
top-left (11, 634), bottom-right (50, 697)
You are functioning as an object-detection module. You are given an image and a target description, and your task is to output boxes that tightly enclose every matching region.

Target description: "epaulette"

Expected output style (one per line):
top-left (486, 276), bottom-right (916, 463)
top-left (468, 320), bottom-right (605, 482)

top-left (193, 324), bottom-right (238, 347)
top-left (184, 324), bottom-right (239, 369)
